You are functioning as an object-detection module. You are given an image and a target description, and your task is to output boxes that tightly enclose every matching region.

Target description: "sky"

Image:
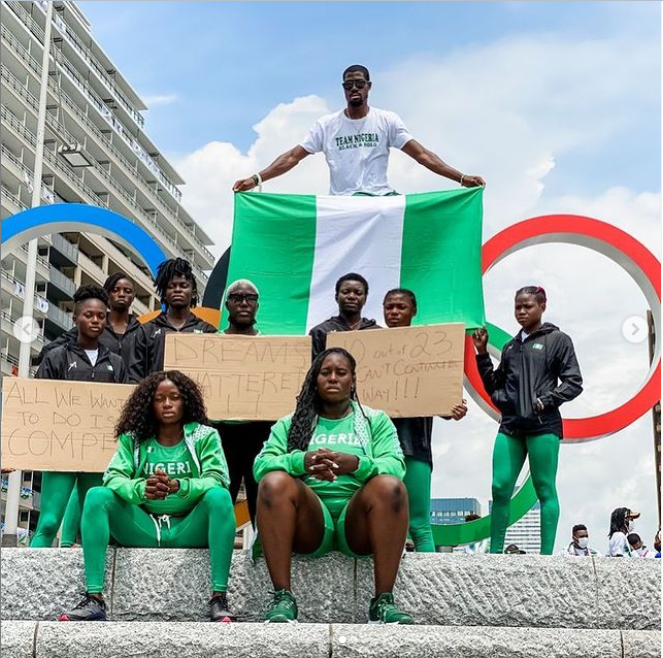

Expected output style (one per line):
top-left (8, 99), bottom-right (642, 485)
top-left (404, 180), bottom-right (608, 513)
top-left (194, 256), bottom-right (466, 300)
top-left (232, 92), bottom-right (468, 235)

top-left (78, 1), bottom-right (661, 554)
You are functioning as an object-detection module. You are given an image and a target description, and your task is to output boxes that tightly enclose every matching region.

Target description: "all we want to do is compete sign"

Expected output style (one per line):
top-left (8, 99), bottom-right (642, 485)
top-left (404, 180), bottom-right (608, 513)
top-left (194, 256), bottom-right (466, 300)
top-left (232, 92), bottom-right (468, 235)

top-left (1, 379), bottom-right (134, 472)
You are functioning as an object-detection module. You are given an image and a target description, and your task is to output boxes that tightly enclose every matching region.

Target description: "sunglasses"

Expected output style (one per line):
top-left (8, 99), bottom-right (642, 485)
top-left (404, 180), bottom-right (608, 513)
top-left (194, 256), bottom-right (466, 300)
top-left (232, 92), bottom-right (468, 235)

top-left (227, 293), bottom-right (259, 303)
top-left (342, 79), bottom-right (367, 90)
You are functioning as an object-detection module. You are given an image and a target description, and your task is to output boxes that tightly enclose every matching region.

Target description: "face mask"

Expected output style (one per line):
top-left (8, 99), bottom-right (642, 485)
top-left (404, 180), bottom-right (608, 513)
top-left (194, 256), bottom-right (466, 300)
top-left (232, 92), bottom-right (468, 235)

top-left (628, 521), bottom-right (635, 533)
top-left (636, 547), bottom-right (647, 557)
top-left (577, 537), bottom-right (589, 550)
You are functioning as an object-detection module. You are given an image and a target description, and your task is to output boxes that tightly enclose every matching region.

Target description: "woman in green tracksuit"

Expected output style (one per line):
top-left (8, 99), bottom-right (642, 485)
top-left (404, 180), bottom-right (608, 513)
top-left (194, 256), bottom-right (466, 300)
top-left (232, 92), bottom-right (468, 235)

top-left (58, 371), bottom-right (236, 623)
top-left (254, 347), bottom-right (413, 625)
top-left (30, 285), bottom-right (127, 548)
top-left (472, 286), bottom-right (583, 555)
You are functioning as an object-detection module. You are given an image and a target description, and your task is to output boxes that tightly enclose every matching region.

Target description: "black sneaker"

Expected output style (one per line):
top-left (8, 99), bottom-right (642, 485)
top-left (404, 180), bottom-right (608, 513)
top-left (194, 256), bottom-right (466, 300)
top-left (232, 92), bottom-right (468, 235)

top-left (58, 593), bottom-right (107, 622)
top-left (210, 592), bottom-right (235, 622)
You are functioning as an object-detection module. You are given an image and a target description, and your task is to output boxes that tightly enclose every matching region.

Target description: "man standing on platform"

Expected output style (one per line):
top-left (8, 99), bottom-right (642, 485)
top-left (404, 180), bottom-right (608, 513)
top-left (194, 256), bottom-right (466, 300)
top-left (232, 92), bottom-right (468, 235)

top-left (233, 65), bottom-right (485, 196)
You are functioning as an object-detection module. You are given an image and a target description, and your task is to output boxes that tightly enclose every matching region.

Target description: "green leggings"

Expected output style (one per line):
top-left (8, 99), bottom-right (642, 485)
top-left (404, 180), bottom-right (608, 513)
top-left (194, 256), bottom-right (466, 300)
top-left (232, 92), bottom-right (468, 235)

top-left (31, 473), bottom-right (102, 548)
top-left (60, 484), bottom-right (81, 547)
top-left (403, 457), bottom-right (435, 553)
top-left (81, 487), bottom-right (236, 593)
top-left (490, 432), bottom-right (560, 555)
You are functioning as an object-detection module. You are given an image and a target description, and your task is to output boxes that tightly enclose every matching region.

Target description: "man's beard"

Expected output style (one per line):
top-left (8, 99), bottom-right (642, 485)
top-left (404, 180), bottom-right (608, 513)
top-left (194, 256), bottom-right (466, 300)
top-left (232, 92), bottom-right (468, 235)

top-left (349, 97), bottom-right (364, 108)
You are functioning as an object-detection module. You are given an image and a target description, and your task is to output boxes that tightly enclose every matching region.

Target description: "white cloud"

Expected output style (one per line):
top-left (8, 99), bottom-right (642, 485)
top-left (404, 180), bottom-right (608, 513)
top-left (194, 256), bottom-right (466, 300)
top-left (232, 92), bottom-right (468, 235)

top-left (176, 29), bottom-right (661, 552)
top-left (144, 93), bottom-right (179, 107)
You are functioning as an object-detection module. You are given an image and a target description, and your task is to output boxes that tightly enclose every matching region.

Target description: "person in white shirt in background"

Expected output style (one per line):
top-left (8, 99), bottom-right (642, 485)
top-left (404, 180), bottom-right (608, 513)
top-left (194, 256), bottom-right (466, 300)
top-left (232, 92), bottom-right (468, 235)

top-left (627, 533), bottom-right (656, 558)
top-left (559, 523), bottom-right (600, 557)
top-left (233, 65), bottom-right (485, 196)
top-left (606, 507), bottom-right (640, 557)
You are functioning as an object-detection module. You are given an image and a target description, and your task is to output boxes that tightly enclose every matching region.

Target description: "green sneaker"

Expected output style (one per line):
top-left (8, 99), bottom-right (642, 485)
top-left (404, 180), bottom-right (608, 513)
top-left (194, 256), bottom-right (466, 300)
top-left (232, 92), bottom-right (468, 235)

top-left (264, 589), bottom-right (298, 623)
top-left (368, 592), bottom-right (414, 625)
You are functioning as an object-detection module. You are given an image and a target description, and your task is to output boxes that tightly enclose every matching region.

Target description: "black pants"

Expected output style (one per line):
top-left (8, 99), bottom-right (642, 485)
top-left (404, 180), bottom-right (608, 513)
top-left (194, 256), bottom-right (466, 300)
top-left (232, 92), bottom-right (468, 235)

top-left (215, 421), bottom-right (273, 525)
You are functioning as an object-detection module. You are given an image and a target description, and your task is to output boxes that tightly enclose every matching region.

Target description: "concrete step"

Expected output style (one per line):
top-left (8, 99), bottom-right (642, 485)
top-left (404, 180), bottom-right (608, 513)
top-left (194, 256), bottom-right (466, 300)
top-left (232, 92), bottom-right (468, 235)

top-left (2, 621), bottom-right (660, 658)
top-left (1, 549), bottom-right (660, 629)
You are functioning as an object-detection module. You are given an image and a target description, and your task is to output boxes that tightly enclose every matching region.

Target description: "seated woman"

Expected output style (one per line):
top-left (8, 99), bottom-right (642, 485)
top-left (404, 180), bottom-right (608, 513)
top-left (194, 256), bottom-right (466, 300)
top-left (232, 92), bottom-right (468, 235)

top-left (254, 347), bottom-right (413, 624)
top-left (59, 371), bottom-right (237, 622)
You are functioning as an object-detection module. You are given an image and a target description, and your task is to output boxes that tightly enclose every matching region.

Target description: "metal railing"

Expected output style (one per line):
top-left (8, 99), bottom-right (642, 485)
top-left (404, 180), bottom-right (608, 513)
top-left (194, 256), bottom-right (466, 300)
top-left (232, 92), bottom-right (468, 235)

top-left (1, 311), bottom-right (45, 344)
top-left (47, 265), bottom-right (76, 297)
top-left (46, 302), bottom-right (73, 331)
top-left (2, 35), bottom-right (213, 266)
top-left (1, 270), bottom-right (50, 314)
top-left (2, 8), bottom-right (183, 206)
top-left (1, 24), bottom-right (212, 263)
top-left (0, 104), bottom-right (108, 208)
top-left (6, 0), bottom-right (145, 128)
top-left (50, 233), bottom-right (79, 264)
top-left (1, 186), bottom-right (27, 211)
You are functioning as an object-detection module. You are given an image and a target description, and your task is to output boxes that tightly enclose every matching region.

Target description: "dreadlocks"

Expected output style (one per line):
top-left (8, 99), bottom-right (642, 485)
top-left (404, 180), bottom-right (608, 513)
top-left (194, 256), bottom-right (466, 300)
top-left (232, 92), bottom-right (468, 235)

top-left (608, 507), bottom-right (631, 538)
top-left (155, 258), bottom-right (198, 307)
top-left (115, 371), bottom-right (208, 442)
top-left (287, 347), bottom-right (359, 451)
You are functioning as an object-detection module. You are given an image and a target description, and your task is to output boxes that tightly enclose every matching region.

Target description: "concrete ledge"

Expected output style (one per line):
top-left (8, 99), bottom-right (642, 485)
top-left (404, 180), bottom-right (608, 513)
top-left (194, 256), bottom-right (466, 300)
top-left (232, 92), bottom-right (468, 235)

top-left (1, 623), bottom-right (660, 658)
top-left (0, 621), bottom-right (35, 658)
top-left (1, 549), bottom-right (660, 629)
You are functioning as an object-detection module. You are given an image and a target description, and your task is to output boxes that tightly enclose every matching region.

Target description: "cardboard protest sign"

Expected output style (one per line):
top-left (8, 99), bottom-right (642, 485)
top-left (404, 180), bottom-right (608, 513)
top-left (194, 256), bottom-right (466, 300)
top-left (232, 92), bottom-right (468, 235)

top-left (1, 379), bottom-right (134, 472)
top-left (164, 334), bottom-right (311, 420)
top-left (326, 324), bottom-right (465, 417)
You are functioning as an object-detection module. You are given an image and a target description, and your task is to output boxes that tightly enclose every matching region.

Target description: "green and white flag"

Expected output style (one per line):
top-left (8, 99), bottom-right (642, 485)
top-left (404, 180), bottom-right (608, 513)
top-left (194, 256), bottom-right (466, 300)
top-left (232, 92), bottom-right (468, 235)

top-left (223, 189), bottom-right (485, 334)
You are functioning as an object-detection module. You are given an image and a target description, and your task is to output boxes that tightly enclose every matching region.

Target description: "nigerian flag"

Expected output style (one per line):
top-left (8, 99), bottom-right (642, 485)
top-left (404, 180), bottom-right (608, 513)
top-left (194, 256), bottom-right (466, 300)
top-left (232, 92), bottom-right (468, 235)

top-left (223, 188), bottom-right (485, 334)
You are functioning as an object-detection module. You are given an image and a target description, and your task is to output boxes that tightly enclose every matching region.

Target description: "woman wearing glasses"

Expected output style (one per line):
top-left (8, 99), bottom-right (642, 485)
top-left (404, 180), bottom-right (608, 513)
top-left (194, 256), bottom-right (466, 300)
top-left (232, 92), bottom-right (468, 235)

top-left (214, 280), bottom-right (273, 525)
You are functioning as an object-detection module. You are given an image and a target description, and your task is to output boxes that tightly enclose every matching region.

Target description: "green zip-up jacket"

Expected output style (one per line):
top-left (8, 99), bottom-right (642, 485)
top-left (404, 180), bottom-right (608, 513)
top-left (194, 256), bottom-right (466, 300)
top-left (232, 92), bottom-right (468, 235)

top-left (253, 402), bottom-right (405, 487)
top-left (103, 422), bottom-right (230, 513)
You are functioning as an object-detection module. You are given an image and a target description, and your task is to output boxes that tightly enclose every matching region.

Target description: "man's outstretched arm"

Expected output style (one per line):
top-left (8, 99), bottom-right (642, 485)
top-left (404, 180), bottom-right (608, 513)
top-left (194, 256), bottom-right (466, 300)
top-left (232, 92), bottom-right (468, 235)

top-left (232, 145), bottom-right (311, 192)
top-left (401, 139), bottom-right (485, 187)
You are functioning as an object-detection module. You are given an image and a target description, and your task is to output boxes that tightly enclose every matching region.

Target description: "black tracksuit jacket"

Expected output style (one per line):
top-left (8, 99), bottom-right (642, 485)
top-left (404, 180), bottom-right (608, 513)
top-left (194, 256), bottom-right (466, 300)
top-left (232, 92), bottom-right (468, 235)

top-left (309, 315), bottom-right (381, 359)
top-left (35, 316), bottom-right (142, 368)
top-left (128, 312), bottom-right (217, 383)
top-left (475, 322), bottom-right (583, 439)
top-left (35, 342), bottom-right (127, 383)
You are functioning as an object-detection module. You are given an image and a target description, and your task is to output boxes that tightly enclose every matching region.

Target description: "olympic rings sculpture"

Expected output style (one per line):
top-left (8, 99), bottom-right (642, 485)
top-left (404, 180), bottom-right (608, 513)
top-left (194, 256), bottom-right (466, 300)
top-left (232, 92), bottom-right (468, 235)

top-left (3, 206), bottom-right (660, 546)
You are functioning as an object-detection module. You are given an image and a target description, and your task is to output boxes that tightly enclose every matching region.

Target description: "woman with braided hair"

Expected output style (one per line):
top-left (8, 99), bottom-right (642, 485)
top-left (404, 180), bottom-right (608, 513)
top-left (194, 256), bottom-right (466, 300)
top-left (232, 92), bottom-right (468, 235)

top-left (254, 347), bottom-right (413, 624)
top-left (58, 371), bottom-right (236, 623)
top-left (472, 286), bottom-right (583, 555)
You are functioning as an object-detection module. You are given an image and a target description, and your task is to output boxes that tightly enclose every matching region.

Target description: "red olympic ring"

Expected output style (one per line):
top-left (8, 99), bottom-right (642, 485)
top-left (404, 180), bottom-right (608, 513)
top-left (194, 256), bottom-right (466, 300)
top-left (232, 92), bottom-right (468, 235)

top-left (463, 215), bottom-right (661, 441)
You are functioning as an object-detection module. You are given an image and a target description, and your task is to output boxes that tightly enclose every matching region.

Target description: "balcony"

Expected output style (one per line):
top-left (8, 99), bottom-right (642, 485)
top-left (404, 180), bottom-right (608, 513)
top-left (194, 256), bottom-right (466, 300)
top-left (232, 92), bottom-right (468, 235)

top-left (6, 0), bottom-right (145, 129)
top-left (1, 310), bottom-right (45, 349)
top-left (1, 97), bottom-right (211, 281)
top-left (49, 233), bottom-right (79, 267)
top-left (46, 301), bottom-right (73, 332)
top-left (0, 270), bottom-right (49, 316)
top-left (47, 265), bottom-right (76, 298)
top-left (1, 13), bottom-right (182, 207)
top-left (1, 28), bottom-right (213, 268)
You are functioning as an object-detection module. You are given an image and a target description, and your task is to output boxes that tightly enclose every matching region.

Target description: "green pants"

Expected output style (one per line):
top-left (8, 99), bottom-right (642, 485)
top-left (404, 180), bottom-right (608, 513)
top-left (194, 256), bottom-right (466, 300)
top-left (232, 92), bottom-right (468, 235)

top-left (81, 487), bottom-right (236, 593)
top-left (60, 484), bottom-right (81, 547)
top-left (31, 473), bottom-right (102, 548)
top-left (403, 457), bottom-right (435, 552)
top-left (490, 432), bottom-right (560, 555)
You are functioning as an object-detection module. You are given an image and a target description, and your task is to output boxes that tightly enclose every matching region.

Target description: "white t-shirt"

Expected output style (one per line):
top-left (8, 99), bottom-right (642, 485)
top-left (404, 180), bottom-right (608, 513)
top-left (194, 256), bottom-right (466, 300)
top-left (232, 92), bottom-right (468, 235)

top-left (300, 107), bottom-right (413, 196)
top-left (607, 532), bottom-right (635, 557)
top-left (84, 349), bottom-right (99, 366)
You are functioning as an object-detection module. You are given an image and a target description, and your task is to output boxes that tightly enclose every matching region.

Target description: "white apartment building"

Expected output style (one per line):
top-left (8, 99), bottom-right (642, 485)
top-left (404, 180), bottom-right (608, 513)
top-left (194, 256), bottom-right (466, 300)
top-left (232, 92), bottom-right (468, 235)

top-left (0, 0), bottom-right (216, 538)
top-left (503, 501), bottom-right (542, 555)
